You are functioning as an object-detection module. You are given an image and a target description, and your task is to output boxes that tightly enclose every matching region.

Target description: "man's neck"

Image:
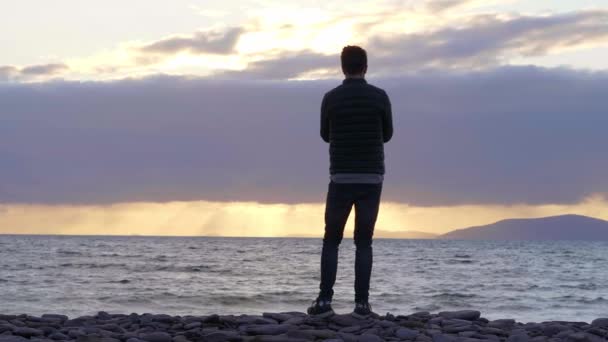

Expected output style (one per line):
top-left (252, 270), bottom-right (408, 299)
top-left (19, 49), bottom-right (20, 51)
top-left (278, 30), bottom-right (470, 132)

top-left (345, 74), bottom-right (365, 79)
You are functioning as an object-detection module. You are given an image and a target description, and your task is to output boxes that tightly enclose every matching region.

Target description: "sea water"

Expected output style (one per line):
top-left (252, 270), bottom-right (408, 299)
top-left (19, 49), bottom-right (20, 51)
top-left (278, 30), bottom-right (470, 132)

top-left (0, 235), bottom-right (606, 322)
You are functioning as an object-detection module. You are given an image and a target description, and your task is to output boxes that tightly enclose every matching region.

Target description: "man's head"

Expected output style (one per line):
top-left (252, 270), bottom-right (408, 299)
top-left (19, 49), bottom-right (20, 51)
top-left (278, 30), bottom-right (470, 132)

top-left (341, 45), bottom-right (367, 78)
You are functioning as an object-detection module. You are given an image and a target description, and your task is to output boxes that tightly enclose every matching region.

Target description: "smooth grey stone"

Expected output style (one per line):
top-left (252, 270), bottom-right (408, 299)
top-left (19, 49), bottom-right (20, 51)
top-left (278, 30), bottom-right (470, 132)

top-left (282, 317), bottom-right (305, 326)
top-left (8, 321), bottom-right (25, 328)
top-left (340, 326), bottom-right (362, 334)
top-left (564, 332), bottom-right (588, 341)
top-left (438, 311), bottom-right (481, 321)
top-left (240, 324), bottom-right (290, 335)
top-left (322, 339), bottom-right (344, 342)
top-left (376, 320), bottom-right (396, 328)
top-left (458, 331), bottom-right (477, 338)
top-left (262, 313), bottom-right (291, 323)
top-left (415, 335), bottom-right (433, 342)
top-left (428, 318), bottom-right (443, 325)
top-left (0, 336), bottom-right (29, 342)
top-left (507, 336), bottom-right (530, 342)
top-left (42, 315), bottom-right (69, 322)
top-left (356, 334), bottom-right (382, 342)
top-left (202, 331), bottom-right (241, 342)
top-left (337, 332), bottom-right (359, 342)
top-left (139, 332), bottom-right (172, 342)
top-left (289, 329), bottom-right (336, 340)
top-left (126, 338), bottom-right (145, 342)
top-left (0, 316), bottom-right (18, 322)
top-left (67, 330), bottom-right (85, 338)
top-left (591, 318), bottom-right (608, 328)
top-left (530, 337), bottom-right (548, 342)
top-left (431, 334), bottom-right (456, 342)
top-left (331, 315), bottom-right (366, 327)
top-left (236, 316), bottom-right (276, 325)
top-left (171, 336), bottom-right (191, 342)
top-left (395, 327), bottom-right (419, 339)
top-left (443, 324), bottom-right (477, 333)
top-left (473, 333), bottom-right (500, 341)
top-left (249, 334), bottom-right (306, 342)
top-left (542, 324), bottom-right (570, 337)
top-left (13, 327), bottom-right (44, 337)
top-left (49, 332), bottom-right (69, 340)
top-left (183, 322), bottom-right (201, 330)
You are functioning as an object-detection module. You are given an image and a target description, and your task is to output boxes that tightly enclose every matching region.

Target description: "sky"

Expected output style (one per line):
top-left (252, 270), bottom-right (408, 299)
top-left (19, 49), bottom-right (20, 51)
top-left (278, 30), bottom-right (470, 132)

top-left (1, 0), bottom-right (608, 237)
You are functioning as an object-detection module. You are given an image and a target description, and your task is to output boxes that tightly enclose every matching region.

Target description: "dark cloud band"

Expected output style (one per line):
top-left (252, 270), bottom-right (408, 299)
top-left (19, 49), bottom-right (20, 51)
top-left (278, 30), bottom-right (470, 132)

top-left (1, 66), bottom-right (607, 206)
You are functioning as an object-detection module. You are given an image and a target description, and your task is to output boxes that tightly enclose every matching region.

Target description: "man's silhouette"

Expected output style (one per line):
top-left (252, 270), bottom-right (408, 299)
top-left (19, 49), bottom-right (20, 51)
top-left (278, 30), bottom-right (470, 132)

top-left (308, 46), bottom-right (393, 318)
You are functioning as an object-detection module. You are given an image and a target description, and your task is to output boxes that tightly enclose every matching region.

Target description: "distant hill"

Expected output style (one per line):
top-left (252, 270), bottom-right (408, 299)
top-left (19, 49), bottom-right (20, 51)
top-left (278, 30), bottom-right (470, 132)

top-left (439, 214), bottom-right (608, 241)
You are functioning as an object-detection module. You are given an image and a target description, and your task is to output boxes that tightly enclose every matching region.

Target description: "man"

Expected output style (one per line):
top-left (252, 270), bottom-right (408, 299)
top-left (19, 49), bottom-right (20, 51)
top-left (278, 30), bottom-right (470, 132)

top-left (308, 45), bottom-right (393, 318)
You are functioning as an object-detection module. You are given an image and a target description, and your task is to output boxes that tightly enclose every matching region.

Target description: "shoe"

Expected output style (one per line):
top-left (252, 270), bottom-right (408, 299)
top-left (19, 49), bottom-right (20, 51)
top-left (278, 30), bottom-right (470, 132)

top-left (307, 298), bottom-right (335, 318)
top-left (351, 301), bottom-right (374, 319)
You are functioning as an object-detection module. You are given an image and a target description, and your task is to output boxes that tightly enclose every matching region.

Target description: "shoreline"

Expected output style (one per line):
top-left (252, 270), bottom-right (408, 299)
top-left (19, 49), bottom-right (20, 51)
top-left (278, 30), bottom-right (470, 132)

top-left (1, 310), bottom-right (607, 342)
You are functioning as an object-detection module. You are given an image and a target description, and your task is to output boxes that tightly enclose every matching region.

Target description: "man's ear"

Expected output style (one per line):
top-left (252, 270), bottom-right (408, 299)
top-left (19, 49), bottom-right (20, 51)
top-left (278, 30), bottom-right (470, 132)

top-left (363, 65), bottom-right (368, 75)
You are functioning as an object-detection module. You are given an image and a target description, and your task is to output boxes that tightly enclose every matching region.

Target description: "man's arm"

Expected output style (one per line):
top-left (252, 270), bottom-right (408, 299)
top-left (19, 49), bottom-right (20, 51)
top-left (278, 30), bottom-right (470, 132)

top-left (320, 93), bottom-right (330, 143)
top-left (382, 91), bottom-right (393, 143)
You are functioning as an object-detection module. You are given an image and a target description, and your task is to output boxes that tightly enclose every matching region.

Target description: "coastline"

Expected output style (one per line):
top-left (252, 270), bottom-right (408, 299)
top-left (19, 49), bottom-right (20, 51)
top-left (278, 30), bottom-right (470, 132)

top-left (1, 310), bottom-right (607, 342)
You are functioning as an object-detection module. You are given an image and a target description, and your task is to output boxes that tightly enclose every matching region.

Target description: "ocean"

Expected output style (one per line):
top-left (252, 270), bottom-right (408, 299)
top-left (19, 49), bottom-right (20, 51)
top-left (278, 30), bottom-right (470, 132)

top-left (0, 235), bottom-right (606, 323)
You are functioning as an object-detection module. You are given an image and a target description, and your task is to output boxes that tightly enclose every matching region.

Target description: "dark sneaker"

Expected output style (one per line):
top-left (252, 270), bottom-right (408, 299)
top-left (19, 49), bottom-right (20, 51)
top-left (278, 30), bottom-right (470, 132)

top-left (307, 298), bottom-right (334, 318)
top-left (351, 301), bottom-right (374, 319)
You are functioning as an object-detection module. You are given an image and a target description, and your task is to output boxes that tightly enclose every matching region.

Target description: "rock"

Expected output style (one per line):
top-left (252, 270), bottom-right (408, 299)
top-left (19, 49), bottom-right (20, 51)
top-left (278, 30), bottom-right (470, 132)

top-left (287, 329), bottom-right (336, 340)
top-left (507, 332), bottom-right (530, 342)
top-left (438, 311), bottom-right (481, 321)
top-left (202, 331), bottom-right (241, 342)
top-left (172, 336), bottom-right (191, 342)
top-left (542, 324), bottom-right (570, 337)
top-left (564, 332), bottom-right (588, 342)
top-left (431, 334), bottom-right (457, 342)
top-left (262, 313), bottom-right (292, 323)
top-left (139, 332), bottom-right (173, 342)
top-left (282, 317), bottom-right (305, 326)
top-left (0, 336), bottom-right (29, 342)
top-left (488, 319), bottom-right (515, 329)
top-left (183, 322), bottom-right (201, 330)
top-left (356, 334), bottom-right (382, 342)
top-left (591, 318), bottom-right (608, 328)
top-left (331, 315), bottom-right (366, 327)
top-left (48, 332), bottom-right (69, 340)
top-left (395, 328), bottom-right (419, 339)
top-left (249, 334), bottom-right (306, 342)
top-left (337, 332), bottom-right (359, 342)
top-left (41, 315), bottom-right (69, 322)
top-left (126, 338), bottom-right (145, 342)
top-left (240, 324), bottom-right (291, 335)
top-left (13, 327), bottom-right (44, 337)
top-left (236, 316), bottom-right (277, 325)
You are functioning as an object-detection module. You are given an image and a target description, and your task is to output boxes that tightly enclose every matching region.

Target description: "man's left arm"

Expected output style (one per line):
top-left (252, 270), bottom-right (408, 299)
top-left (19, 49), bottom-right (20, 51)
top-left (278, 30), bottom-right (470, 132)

top-left (382, 91), bottom-right (393, 143)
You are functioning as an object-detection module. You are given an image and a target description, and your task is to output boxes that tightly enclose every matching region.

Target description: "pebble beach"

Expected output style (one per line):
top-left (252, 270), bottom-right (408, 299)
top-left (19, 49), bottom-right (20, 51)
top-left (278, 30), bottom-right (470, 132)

top-left (1, 310), bottom-right (607, 342)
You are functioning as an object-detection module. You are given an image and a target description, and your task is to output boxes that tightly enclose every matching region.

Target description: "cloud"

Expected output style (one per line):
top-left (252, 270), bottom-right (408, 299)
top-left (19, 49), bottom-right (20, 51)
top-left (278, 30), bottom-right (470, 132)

top-left (0, 63), bottom-right (68, 81)
top-left (1, 66), bottom-right (607, 206)
top-left (371, 10), bottom-right (608, 70)
top-left (20, 63), bottom-right (69, 76)
top-left (0, 66), bottom-right (18, 81)
top-left (138, 27), bottom-right (244, 55)
top-left (221, 51), bottom-right (337, 79)
top-left (229, 10), bottom-right (608, 79)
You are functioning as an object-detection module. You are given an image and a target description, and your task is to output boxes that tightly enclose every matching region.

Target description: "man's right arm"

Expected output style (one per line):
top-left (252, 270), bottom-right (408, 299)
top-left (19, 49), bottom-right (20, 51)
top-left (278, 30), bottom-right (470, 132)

top-left (382, 91), bottom-right (393, 143)
top-left (320, 93), bottom-right (330, 143)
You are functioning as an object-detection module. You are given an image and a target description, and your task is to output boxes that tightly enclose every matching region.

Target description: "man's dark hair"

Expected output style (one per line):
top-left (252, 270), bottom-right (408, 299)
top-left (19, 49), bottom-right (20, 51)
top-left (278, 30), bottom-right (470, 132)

top-left (341, 45), bottom-right (367, 75)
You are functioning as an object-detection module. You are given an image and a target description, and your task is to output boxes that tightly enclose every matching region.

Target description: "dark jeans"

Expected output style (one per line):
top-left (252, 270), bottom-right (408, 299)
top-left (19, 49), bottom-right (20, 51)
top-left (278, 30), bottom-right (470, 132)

top-left (318, 181), bottom-right (382, 303)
